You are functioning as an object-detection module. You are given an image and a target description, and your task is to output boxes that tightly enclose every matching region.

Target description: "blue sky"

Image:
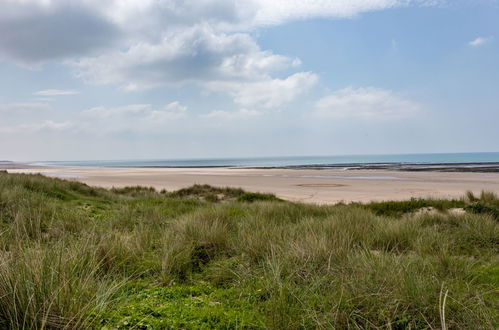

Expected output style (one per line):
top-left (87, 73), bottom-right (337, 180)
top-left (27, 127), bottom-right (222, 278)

top-left (0, 0), bottom-right (498, 161)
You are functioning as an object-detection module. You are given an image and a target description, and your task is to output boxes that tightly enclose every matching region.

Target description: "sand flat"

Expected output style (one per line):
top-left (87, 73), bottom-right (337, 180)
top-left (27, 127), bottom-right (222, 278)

top-left (7, 167), bottom-right (499, 204)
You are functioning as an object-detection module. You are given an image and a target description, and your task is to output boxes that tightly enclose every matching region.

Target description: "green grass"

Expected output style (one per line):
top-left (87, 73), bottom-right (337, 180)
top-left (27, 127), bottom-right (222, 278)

top-left (0, 171), bottom-right (497, 329)
top-left (97, 283), bottom-right (264, 329)
top-left (363, 198), bottom-right (466, 217)
top-left (364, 191), bottom-right (499, 220)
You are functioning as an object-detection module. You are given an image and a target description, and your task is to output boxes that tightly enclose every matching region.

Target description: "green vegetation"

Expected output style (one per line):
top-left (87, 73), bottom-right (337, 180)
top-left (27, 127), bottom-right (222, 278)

top-left (363, 198), bottom-right (466, 217)
top-left (0, 171), bottom-right (498, 329)
top-left (465, 191), bottom-right (499, 220)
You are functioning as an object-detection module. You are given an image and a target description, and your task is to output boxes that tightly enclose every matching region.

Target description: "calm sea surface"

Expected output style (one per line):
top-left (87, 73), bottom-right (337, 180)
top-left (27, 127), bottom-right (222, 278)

top-left (34, 152), bottom-right (499, 168)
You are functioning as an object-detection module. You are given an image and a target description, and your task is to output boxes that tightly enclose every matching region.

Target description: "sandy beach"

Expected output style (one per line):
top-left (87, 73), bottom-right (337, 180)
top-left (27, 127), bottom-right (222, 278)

top-left (6, 166), bottom-right (499, 204)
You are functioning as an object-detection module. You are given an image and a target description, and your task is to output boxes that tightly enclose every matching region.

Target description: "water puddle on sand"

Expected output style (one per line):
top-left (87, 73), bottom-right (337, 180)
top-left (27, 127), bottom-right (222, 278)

top-left (43, 172), bottom-right (81, 178)
top-left (299, 175), bottom-right (412, 181)
top-left (187, 172), bottom-right (413, 181)
top-left (296, 184), bottom-right (347, 188)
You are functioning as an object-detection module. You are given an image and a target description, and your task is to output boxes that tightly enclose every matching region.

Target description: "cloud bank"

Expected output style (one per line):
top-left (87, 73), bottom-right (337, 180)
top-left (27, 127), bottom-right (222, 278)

top-left (0, 0), bottom-right (436, 89)
top-left (315, 87), bottom-right (421, 119)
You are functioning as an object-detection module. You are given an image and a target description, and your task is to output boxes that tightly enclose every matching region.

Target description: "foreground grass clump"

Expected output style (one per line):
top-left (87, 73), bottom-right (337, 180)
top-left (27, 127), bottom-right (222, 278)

top-left (0, 172), bottom-right (497, 329)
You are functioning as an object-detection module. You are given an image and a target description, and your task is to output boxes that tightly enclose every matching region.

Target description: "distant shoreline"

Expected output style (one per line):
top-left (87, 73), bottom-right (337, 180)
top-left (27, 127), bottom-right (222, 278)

top-left (113, 162), bottom-right (499, 173)
top-left (3, 161), bottom-right (499, 173)
top-left (0, 161), bottom-right (44, 169)
top-left (251, 162), bottom-right (499, 173)
top-left (5, 152), bottom-right (499, 170)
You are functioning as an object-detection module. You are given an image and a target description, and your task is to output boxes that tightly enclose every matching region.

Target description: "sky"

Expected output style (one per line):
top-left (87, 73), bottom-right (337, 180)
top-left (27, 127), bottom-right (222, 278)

top-left (0, 0), bottom-right (498, 161)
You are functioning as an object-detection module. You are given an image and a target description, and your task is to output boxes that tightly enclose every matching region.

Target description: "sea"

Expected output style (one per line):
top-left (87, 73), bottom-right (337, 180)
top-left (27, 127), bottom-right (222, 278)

top-left (33, 152), bottom-right (499, 172)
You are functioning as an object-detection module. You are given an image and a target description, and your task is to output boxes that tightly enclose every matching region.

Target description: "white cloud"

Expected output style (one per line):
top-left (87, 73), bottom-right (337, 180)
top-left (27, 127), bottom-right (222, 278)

top-left (0, 0), bottom-right (438, 125)
top-left (0, 102), bottom-right (54, 133)
top-left (80, 102), bottom-right (188, 132)
top-left (0, 102), bottom-right (70, 133)
top-left (0, 102), bottom-right (50, 113)
top-left (25, 120), bottom-right (73, 131)
top-left (0, 101), bottom-right (188, 134)
top-left (65, 0), bottom-right (429, 90)
top-left (163, 101), bottom-right (188, 113)
top-left (148, 101), bottom-right (188, 122)
top-left (468, 36), bottom-right (494, 47)
top-left (82, 102), bottom-right (186, 119)
top-left (33, 89), bottom-right (80, 96)
top-left (71, 25), bottom-right (297, 90)
top-left (207, 72), bottom-right (319, 109)
top-left (314, 87), bottom-right (421, 119)
top-left (0, 0), bottom-right (437, 84)
top-left (82, 104), bottom-right (151, 119)
top-left (94, 0), bottom-right (435, 31)
top-left (251, 0), bottom-right (400, 25)
top-left (0, 120), bottom-right (72, 133)
top-left (201, 108), bottom-right (262, 120)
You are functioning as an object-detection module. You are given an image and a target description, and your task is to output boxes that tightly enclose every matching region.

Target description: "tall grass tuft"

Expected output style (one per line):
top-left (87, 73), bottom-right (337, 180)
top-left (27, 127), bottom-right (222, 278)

top-left (0, 239), bottom-right (122, 329)
top-left (0, 171), bottom-right (497, 328)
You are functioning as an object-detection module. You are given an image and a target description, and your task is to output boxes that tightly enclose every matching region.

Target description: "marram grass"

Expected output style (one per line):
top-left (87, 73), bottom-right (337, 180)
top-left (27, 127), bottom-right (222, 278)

top-left (0, 171), bottom-right (497, 329)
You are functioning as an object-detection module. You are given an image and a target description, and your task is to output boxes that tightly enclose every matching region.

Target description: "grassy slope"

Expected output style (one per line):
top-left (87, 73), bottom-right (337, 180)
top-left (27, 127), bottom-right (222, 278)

top-left (0, 171), bottom-right (497, 329)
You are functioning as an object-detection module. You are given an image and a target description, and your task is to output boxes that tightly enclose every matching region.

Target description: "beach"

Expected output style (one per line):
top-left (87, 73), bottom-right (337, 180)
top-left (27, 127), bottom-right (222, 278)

top-left (6, 166), bottom-right (499, 204)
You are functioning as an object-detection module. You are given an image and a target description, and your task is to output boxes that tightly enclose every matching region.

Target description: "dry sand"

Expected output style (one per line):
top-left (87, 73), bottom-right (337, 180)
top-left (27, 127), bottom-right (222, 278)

top-left (6, 166), bottom-right (499, 204)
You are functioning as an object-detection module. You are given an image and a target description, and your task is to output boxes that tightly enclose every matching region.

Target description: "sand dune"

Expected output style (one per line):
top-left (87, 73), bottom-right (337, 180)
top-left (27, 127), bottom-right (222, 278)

top-left (6, 166), bottom-right (499, 204)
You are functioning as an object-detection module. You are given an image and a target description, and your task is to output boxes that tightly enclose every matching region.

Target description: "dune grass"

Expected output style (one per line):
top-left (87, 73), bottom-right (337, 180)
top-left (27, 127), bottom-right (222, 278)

top-left (0, 171), bottom-right (497, 329)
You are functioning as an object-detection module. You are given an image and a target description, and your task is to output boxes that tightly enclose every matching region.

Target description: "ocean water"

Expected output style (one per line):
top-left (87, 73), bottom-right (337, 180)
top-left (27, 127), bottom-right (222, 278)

top-left (34, 152), bottom-right (499, 168)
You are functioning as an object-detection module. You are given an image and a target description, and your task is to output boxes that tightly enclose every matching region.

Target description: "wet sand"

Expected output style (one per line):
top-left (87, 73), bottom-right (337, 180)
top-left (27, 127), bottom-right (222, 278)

top-left (6, 166), bottom-right (499, 204)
